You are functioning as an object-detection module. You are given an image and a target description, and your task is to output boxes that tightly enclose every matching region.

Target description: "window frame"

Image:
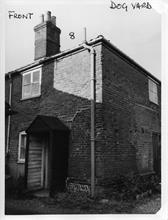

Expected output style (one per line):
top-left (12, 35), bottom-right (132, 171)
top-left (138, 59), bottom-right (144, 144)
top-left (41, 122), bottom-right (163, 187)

top-left (148, 78), bottom-right (158, 105)
top-left (18, 131), bottom-right (27, 163)
top-left (22, 67), bottom-right (42, 100)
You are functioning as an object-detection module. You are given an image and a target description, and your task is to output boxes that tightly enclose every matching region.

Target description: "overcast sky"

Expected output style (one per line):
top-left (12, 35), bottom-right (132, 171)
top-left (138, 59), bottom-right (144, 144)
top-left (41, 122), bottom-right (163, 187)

top-left (5, 0), bottom-right (161, 79)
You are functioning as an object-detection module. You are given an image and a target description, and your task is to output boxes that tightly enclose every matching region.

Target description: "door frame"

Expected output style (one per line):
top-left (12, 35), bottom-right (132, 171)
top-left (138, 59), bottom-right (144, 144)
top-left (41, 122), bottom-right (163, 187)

top-left (152, 132), bottom-right (161, 176)
top-left (25, 115), bottom-right (70, 192)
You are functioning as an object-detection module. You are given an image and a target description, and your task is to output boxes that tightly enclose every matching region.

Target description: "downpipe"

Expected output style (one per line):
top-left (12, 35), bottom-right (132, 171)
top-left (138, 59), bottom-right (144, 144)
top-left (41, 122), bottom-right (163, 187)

top-left (6, 73), bottom-right (12, 154)
top-left (82, 41), bottom-right (96, 198)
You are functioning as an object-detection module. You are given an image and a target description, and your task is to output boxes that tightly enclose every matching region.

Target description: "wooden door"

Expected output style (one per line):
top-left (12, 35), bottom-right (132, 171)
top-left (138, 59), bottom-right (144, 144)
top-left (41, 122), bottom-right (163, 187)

top-left (41, 136), bottom-right (49, 189)
top-left (152, 133), bottom-right (161, 176)
top-left (27, 135), bottom-right (44, 190)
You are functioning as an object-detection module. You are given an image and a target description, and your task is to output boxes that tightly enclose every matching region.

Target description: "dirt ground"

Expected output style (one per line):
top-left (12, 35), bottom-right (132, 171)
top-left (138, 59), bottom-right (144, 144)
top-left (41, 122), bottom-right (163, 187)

top-left (5, 192), bottom-right (161, 215)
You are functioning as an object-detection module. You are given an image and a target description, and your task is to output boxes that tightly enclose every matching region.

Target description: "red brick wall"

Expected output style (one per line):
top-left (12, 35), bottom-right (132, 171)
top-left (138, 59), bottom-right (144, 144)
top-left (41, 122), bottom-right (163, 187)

top-left (53, 45), bottom-right (102, 103)
top-left (5, 44), bottom-right (103, 182)
top-left (5, 41), bottom-right (161, 188)
top-left (101, 43), bottom-right (161, 183)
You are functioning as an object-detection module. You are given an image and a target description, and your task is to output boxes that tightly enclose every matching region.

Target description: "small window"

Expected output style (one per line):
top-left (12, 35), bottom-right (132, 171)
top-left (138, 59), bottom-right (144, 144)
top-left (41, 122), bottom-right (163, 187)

top-left (18, 131), bottom-right (27, 163)
top-left (148, 79), bottom-right (158, 105)
top-left (22, 68), bottom-right (41, 99)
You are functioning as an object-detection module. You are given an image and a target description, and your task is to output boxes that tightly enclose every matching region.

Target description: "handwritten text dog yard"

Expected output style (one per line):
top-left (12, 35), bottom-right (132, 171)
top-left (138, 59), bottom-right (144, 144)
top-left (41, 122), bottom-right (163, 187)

top-left (110, 1), bottom-right (152, 12)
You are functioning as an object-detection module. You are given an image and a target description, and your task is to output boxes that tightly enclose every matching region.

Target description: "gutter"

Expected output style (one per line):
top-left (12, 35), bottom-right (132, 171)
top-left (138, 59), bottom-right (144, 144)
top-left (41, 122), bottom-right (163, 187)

top-left (6, 73), bottom-right (12, 154)
top-left (82, 31), bottom-right (96, 198)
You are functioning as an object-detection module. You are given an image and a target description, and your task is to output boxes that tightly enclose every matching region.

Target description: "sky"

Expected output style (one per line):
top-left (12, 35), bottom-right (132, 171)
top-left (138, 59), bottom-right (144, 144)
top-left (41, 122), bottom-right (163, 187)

top-left (5, 0), bottom-right (161, 79)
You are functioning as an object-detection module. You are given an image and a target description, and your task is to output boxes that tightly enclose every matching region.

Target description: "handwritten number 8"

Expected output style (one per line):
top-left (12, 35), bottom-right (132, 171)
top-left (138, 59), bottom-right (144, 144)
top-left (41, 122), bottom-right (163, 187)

top-left (69, 32), bottom-right (75, 39)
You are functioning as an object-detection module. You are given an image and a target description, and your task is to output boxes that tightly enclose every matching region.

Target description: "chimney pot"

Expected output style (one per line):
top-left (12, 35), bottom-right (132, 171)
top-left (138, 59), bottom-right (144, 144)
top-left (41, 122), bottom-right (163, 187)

top-left (46, 11), bottom-right (51, 21)
top-left (40, 14), bottom-right (44, 23)
top-left (51, 16), bottom-right (56, 25)
top-left (83, 27), bottom-right (87, 43)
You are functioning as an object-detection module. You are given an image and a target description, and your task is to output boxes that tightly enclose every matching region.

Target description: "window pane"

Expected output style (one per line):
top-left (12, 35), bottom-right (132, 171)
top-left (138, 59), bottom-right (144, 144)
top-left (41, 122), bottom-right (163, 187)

top-left (22, 69), bottom-right (41, 99)
top-left (23, 73), bottom-right (31, 85)
top-left (149, 79), bottom-right (153, 92)
top-left (148, 79), bottom-right (158, 104)
top-left (20, 135), bottom-right (24, 147)
top-left (33, 71), bottom-right (40, 82)
top-left (23, 85), bottom-right (31, 98)
top-left (20, 134), bottom-right (26, 160)
top-left (152, 81), bottom-right (156, 89)
top-left (32, 83), bottom-right (40, 96)
top-left (150, 91), bottom-right (158, 104)
top-left (153, 83), bottom-right (157, 94)
top-left (151, 92), bottom-right (154, 102)
top-left (154, 94), bottom-right (158, 104)
top-left (21, 135), bottom-right (26, 147)
top-left (20, 146), bottom-right (26, 160)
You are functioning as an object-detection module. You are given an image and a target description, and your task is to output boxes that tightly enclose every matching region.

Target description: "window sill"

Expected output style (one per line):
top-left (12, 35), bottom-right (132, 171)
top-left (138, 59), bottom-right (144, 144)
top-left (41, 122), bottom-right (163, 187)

top-left (139, 171), bottom-right (155, 176)
top-left (149, 100), bottom-right (159, 106)
top-left (17, 160), bottom-right (25, 164)
top-left (20, 94), bottom-right (41, 101)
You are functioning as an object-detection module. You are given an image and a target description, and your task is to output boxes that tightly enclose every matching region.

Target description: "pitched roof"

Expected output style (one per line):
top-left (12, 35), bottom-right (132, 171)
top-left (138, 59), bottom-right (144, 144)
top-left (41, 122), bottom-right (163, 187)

top-left (26, 115), bottom-right (69, 134)
top-left (5, 36), bottom-right (160, 84)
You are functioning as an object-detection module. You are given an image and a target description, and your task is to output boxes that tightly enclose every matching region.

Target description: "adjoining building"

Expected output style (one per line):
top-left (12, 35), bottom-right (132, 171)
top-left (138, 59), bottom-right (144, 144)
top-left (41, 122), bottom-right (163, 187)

top-left (5, 11), bottom-right (161, 196)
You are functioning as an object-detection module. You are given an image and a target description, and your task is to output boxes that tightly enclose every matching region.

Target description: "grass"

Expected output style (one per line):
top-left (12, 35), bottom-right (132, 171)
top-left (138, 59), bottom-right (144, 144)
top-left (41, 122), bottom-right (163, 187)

top-left (5, 173), bottom-right (161, 214)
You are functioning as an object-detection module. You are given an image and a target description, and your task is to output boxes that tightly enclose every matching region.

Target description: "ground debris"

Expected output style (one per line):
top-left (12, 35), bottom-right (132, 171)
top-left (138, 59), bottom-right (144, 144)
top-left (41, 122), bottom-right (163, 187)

top-left (5, 192), bottom-right (161, 214)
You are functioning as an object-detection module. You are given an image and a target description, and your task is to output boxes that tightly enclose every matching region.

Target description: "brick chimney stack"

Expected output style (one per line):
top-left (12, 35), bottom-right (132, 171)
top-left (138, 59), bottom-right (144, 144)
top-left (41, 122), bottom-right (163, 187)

top-left (34, 11), bottom-right (61, 60)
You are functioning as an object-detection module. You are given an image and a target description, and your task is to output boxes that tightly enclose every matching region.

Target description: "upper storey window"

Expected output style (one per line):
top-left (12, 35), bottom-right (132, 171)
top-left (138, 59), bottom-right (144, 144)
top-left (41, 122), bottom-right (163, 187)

top-left (148, 78), bottom-right (158, 105)
top-left (22, 68), bottom-right (41, 99)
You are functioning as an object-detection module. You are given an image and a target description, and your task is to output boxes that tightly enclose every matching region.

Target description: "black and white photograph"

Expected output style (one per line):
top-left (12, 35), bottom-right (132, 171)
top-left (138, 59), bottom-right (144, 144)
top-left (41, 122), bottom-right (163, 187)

top-left (1, 0), bottom-right (167, 218)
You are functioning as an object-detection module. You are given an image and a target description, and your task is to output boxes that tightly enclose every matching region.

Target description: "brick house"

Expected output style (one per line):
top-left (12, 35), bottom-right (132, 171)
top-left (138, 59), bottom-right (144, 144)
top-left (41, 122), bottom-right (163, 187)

top-left (5, 12), bottom-right (161, 196)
